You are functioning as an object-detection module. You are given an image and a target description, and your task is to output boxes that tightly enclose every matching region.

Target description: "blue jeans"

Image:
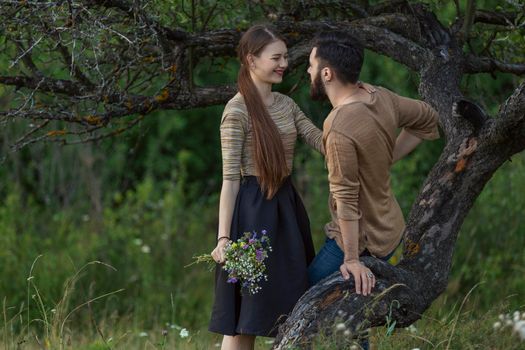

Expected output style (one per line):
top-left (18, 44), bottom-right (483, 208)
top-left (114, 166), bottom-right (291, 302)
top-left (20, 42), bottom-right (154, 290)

top-left (308, 238), bottom-right (397, 286)
top-left (307, 238), bottom-right (399, 350)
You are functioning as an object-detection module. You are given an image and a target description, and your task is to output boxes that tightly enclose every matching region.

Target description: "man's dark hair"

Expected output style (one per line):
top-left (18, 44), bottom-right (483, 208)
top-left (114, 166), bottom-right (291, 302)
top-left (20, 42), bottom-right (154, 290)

top-left (312, 31), bottom-right (364, 84)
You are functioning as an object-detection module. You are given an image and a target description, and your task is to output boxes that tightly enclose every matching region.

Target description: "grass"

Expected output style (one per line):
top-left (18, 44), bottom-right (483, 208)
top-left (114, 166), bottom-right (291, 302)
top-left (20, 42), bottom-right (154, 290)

top-left (1, 259), bottom-right (524, 350)
top-left (1, 154), bottom-right (524, 349)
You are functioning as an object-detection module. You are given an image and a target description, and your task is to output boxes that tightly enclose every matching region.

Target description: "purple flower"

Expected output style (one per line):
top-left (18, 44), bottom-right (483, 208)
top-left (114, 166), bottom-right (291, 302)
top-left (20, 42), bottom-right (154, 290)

top-left (249, 239), bottom-right (255, 244)
top-left (227, 277), bottom-right (238, 284)
top-left (261, 230), bottom-right (267, 235)
top-left (256, 249), bottom-right (264, 262)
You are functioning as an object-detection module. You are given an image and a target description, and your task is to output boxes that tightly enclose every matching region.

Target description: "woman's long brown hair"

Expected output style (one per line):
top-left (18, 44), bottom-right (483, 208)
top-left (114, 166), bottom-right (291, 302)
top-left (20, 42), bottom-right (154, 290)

top-left (237, 25), bottom-right (288, 199)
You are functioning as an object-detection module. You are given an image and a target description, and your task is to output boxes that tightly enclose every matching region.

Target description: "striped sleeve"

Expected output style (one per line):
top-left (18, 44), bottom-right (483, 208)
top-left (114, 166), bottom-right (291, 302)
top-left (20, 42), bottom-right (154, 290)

top-left (325, 130), bottom-right (361, 221)
top-left (293, 102), bottom-right (324, 154)
top-left (220, 112), bottom-right (245, 181)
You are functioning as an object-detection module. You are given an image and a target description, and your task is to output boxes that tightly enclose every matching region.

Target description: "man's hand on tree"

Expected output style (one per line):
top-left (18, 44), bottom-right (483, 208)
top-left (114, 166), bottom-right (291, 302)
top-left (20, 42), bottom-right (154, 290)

top-left (340, 260), bottom-right (376, 296)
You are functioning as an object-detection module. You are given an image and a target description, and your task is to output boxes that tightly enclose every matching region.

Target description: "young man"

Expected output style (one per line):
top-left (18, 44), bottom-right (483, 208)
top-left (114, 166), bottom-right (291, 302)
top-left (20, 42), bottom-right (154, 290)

top-left (307, 31), bottom-right (440, 296)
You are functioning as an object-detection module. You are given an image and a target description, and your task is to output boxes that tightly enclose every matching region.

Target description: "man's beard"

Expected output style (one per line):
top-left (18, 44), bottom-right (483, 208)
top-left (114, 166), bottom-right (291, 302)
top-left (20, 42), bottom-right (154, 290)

top-left (310, 69), bottom-right (327, 101)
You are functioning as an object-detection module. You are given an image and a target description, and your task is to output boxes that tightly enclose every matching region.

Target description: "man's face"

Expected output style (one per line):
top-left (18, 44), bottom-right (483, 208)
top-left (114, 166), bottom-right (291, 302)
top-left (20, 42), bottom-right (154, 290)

top-left (308, 47), bottom-right (327, 101)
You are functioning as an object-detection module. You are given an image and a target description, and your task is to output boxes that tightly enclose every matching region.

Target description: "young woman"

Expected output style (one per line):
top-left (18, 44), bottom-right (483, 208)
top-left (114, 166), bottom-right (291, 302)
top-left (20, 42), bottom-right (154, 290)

top-left (208, 25), bottom-right (324, 350)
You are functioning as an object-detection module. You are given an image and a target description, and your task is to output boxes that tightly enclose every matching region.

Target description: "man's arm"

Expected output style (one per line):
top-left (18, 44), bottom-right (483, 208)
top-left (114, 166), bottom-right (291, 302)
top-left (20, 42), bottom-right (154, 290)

top-left (392, 129), bottom-right (423, 163)
top-left (325, 131), bottom-right (375, 296)
top-left (393, 91), bottom-right (440, 142)
top-left (338, 220), bottom-right (375, 295)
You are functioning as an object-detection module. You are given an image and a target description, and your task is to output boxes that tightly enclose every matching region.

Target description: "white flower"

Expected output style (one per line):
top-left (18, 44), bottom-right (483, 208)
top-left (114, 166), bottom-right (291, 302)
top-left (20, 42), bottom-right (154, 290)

top-left (214, 343), bottom-right (221, 347)
top-left (343, 329), bottom-right (351, 336)
top-left (139, 332), bottom-right (148, 337)
top-left (335, 322), bottom-right (346, 331)
top-left (141, 245), bottom-right (151, 254)
top-left (499, 314), bottom-right (505, 321)
top-left (133, 238), bottom-right (143, 246)
top-left (517, 327), bottom-right (525, 341)
top-left (179, 328), bottom-right (189, 338)
top-left (522, 312), bottom-right (525, 320)
top-left (411, 348), bottom-right (421, 350)
top-left (506, 319), bottom-right (514, 326)
top-left (350, 345), bottom-right (358, 350)
top-left (264, 340), bottom-right (274, 344)
top-left (514, 311), bottom-right (521, 322)
top-left (408, 324), bottom-right (417, 334)
top-left (493, 321), bottom-right (502, 330)
top-left (514, 321), bottom-right (525, 340)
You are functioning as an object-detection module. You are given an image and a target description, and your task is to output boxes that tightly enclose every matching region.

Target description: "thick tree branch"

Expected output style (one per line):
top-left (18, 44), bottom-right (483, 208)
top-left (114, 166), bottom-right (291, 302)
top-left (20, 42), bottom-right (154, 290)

top-left (274, 259), bottom-right (424, 349)
top-left (0, 109), bottom-right (78, 122)
top-left (465, 55), bottom-right (525, 75)
top-left (459, 0), bottom-right (475, 42)
top-left (283, 18), bottom-right (427, 72)
top-left (474, 10), bottom-right (520, 26)
top-left (490, 81), bottom-right (525, 153)
top-left (0, 75), bottom-right (91, 95)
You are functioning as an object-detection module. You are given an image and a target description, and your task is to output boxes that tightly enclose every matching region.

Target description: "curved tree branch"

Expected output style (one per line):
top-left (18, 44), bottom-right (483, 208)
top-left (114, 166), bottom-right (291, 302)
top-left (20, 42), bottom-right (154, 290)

top-left (465, 55), bottom-right (525, 75)
top-left (474, 10), bottom-right (520, 26)
top-left (0, 75), bottom-right (91, 95)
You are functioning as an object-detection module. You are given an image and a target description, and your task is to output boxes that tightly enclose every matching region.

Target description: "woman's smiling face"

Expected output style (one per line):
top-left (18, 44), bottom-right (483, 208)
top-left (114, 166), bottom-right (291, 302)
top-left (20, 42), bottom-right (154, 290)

top-left (248, 40), bottom-right (288, 85)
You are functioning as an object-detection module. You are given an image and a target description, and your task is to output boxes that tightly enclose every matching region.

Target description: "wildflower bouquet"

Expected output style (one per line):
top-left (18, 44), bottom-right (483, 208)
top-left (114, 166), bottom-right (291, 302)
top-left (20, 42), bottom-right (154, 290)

top-left (187, 230), bottom-right (272, 295)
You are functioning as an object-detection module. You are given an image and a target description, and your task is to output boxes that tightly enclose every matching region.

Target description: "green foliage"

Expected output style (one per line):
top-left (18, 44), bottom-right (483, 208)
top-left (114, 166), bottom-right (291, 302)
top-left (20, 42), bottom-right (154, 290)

top-left (450, 152), bottom-right (525, 309)
top-left (0, 175), bottom-right (218, 335)
top-left (0, 152), bottom-right (524, 348)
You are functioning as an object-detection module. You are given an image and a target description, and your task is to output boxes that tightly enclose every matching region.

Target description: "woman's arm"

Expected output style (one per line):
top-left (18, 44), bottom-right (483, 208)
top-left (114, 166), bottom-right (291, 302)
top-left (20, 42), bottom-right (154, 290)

top-left (217, 179), bottom-right (241, 240)
top-left (294, 104), bottom-right (325, 155)
top-left (211, 180), bottom-right (240, 263)
top-left (211, 110), bottom-right (244, 263)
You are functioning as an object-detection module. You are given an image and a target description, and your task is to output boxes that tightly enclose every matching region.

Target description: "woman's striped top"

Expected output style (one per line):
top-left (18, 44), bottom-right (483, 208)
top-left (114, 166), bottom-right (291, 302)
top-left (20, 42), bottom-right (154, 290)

top-left (220, 92), bottom-right (324, 181)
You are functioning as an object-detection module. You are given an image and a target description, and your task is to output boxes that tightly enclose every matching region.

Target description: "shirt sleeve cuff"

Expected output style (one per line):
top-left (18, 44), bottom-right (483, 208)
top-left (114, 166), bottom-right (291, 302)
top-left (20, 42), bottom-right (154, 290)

top-left (336, 201), bottom-right (362, 221)
top-left (404, 127), bottom-right (440, 141)
top-left (222, 173), bottom-right (241, 181)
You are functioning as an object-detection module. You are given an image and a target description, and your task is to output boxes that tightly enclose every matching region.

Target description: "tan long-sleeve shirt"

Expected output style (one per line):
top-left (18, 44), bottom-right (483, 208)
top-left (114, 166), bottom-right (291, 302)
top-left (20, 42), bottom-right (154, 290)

top-left (323, 86), bottom-right (440, 257)
top-left (221, 92), bottom-right (324, 180)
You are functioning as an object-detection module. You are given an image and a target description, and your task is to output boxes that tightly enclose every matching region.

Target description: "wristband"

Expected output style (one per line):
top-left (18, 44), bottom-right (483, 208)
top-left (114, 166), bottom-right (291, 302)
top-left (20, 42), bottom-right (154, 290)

top-left (217, 236), bottom-right (230, 243)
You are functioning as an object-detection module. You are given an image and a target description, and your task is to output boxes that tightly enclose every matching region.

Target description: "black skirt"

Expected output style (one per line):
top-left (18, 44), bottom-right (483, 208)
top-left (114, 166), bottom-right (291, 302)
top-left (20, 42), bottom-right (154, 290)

top-left (208, 176), bottom-right (315, 337)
